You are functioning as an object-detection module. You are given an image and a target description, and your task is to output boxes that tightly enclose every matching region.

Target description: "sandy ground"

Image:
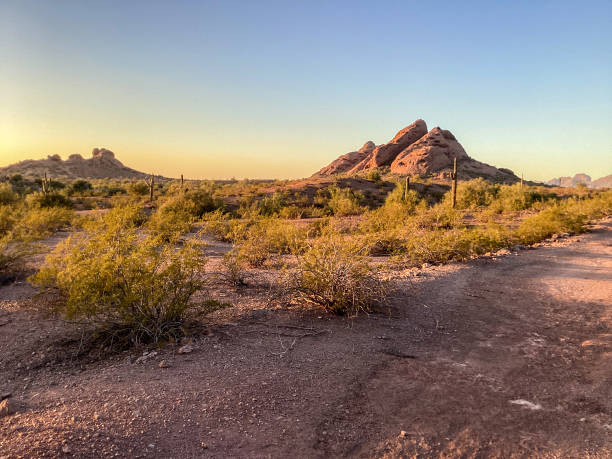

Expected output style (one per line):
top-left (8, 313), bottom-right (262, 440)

top-left (0, 220), bottom-right (611, 458)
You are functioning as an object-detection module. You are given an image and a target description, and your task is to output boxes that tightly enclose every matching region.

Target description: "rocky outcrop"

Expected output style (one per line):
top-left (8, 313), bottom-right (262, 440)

top-left (547, 173), bottom-right (612, 189)
top-left (390, 127), bottom-right (468, 175)
top-left (0, 148), bottom-right (151, 179)
top-left (592, 174), bottom-right (612, 189)
top-left (350, 119), bottom-right (428, 172)
top-left (316, 119), bottom-right (519, 183)
top-left (316, 141), bottom-right (376, 175)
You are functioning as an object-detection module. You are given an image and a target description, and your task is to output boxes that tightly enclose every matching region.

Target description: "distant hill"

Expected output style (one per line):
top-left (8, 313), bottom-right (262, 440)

top-left (0, 148), bottom-right (151, 180)
top-left (314, 119), bottom-right (519, 183)
top-left (546, 173), bottom-right (612, 189)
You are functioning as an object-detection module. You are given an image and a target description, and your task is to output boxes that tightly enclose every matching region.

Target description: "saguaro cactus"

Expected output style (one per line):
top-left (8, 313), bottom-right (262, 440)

top-left (403, 176), bottom-right (410, 202)
top-left (145, 174), bottom-right (155, 201)
top-left (41, 172), bottom-right (50, 195)
top-left (451, 158), bottom-right (457, 209)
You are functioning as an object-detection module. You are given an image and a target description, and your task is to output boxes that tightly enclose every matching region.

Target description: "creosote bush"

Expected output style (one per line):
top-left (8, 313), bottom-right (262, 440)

top-left (286, 234), bottom-right (389, 315)
top-left (30, 206), bottom-right (218, 346)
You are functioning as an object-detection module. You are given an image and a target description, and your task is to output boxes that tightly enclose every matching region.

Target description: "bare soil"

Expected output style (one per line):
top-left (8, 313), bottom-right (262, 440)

top-left (1, 220), bottom-right (611, 458)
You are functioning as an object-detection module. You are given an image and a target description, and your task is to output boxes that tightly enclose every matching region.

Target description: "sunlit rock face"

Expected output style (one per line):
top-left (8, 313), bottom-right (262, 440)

top-left (316, 119), bottom-right (519, 183)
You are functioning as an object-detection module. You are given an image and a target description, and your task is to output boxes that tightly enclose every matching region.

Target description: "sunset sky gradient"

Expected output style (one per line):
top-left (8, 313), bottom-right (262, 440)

top-left (1, 0), bottom-right (611, 180)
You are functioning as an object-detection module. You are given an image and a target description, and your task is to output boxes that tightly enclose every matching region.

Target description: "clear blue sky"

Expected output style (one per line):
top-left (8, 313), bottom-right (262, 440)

top-left (1, 0), bottom-right (611, 180)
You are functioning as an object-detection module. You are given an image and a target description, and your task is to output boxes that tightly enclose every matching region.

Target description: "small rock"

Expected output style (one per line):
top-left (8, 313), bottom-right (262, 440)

top-left (178, 344), bottom-right (194, 354)
top-left (509, 399), bottom-right (542, 410)
top-left (495, 248), bottom-right (511, 256)
top-left (421, 263), bottom-right (431, 269)
top-left (399, 430), bottom-right (408, 438)
top-left (135, 351), bottom-right (158, 364)
top-left (93, 412), bottom-right (100, 421)
top-left (61, 445), bottom-right (71, 454)
top-left (511, 245), bottom-right (525, 251)
top-left (158, 360), bottom-right (169, 368)
top-left (0, 399), bottom-right (15, 417)
top-left (200, 442), bottom-right (208, 449)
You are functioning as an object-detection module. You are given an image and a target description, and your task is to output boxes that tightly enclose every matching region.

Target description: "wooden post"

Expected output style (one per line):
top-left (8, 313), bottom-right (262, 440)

top-left (403, 176), bottom-right (410, 201)
top-left (451, 158), bottom-right (457, 208)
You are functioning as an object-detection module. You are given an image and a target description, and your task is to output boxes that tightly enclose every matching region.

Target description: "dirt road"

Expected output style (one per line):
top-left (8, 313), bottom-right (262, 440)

top-left (1, 220), bottom-right (611, 457)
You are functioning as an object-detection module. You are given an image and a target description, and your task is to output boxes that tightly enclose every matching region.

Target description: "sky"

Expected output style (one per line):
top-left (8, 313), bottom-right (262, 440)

top-left (1, 0), bottom-right (611, 181)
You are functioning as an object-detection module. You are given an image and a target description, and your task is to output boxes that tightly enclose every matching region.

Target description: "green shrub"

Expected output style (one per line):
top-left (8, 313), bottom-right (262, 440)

top-left (70, 180), bottom-right (93, 195)
top-left (222, 249), bottom-right (248, 285)
top-left (0, 183), bottom-right (18, 205)
top-left (0, 205), bottom-right (17, 236)
top-left (326, 185), bottom-right (365, 216)
top-left (26, 192), bottom-right (73, 209)
top-left (0, 236), bottom-right (33, 282)
top-left (403, 224), bottom-right (511, 265)
top-left (128, 181), bottom-right (150, 196)
top-left (366, 170), bottom-right (382, 183)
top-left (233, 218), bottom-right (306, 267)
top-left (13, 207), bottom-right (75, 241)
top-left (30, 217), bottom-right (213, 345)
top-left (516, 204), bottom-right (586, 245)
top-left (454, 178), bottom-right (498, 209)
top-left (287, 234), bottom-right (388, 315)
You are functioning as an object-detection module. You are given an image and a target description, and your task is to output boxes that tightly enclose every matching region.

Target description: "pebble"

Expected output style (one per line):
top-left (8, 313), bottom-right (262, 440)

top-left (0, 399), bottom-right (15, 417)
top-left (178, 344), bottom-right (194, 354)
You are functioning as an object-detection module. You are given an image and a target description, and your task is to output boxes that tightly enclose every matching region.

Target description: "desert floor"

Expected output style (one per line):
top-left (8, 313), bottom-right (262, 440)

top-left (1, 220), bottom-right (611, 458)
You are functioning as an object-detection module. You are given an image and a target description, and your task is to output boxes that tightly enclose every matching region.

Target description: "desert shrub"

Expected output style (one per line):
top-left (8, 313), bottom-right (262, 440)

top-left (30, 218), bottom-right (215, 345)
top-left (178, 189), bottom-right (224, 217)
top-left (257, 192), bottom-right (287, 216)
top-left (286, 234), bottom-right (388, 315)
top-left (403, 224), bottom-right (511, 265)
top-left (0, 183), bottom-right (18, 205)
top-left (222, 249), bottom-right (248, 286)
top-left (12, 207), bottom-right (75, 241)
top-left (366, 169), bottom-right (382, 183)
top-left (234, 218), bottom-right (307, 267)
top-left (86, 204), bottom-right (147, 232)
top-left (26, 192), bottom-right (72, 209)
top-left (0, 236), bottom-right (33, 283)
top-left (147, 196), bottom-right (195, 239)
top-left (278, 205), bottom-right (305, 219)
top-left (128, 181), bottom-right (150, 196)
top-left (70, 180), bottom-right (93, 195)
top-left (0, 205), bottom-right (17, 236)
top-left (326, 185), bottom-right (365, 216)
top-left (487, 184), bottom-right (554, 213)
top-left (516, 204), bottom-right (587, 245)
top-left (454, 178), bottom-right (499, 209)
top-left (360, 185), bottom-right (422, 233)
top-left (414, 201), bottom-right (462, 230)
top-left (202, 210), bottom-right (235, 241)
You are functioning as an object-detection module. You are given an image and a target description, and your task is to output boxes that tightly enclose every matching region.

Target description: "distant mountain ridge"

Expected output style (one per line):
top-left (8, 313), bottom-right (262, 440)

top-left (546, 173), bottom-right (612, 189)
top-left (315, 119), bottom-right (519, 183)
top-left (0, 148), bottom-right (151, 179)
